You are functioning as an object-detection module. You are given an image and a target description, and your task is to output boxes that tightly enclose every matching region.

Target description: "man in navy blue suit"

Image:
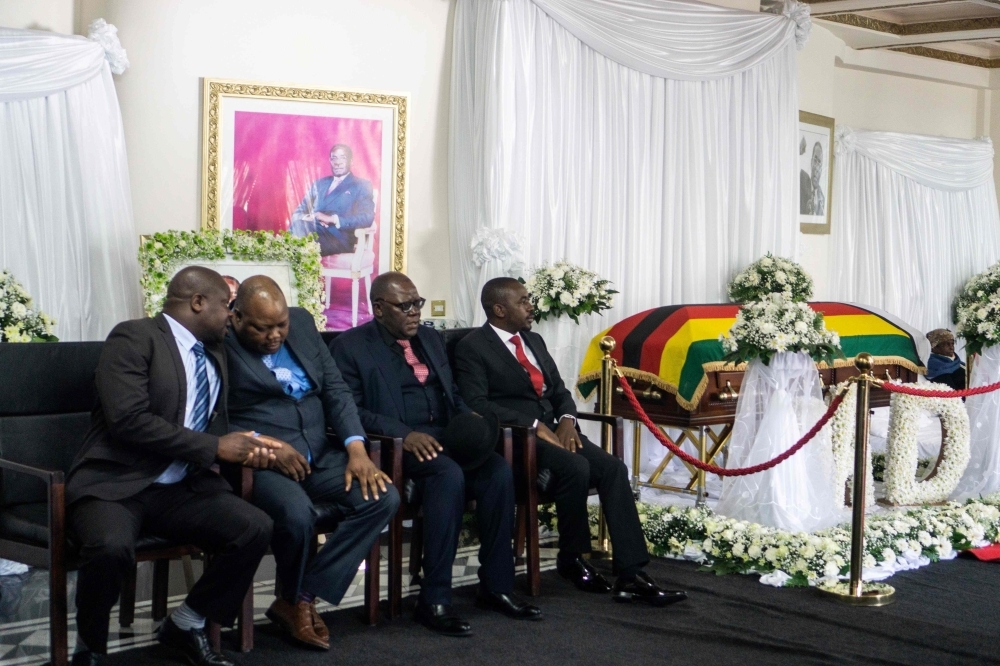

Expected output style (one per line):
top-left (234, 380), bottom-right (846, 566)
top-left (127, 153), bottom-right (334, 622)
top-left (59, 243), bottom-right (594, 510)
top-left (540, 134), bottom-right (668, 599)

top-left (331, 272), bottom-right (542, 637)
top-left (289, 144), bottom-right (375, 256)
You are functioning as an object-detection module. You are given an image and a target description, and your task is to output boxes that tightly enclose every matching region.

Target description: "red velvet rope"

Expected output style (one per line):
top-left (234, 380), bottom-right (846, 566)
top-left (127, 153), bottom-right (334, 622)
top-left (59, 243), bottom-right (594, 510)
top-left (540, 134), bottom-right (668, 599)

top-left (617, 375), bottom-right (847, 477)
top-left (878, 379), bottom-right (1000, 399)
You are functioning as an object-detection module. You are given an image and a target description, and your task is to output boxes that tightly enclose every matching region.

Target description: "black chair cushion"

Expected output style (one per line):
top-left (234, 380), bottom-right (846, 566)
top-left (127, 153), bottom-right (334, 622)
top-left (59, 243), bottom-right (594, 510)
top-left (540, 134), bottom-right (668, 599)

top-left (0, 502), bottom-right (196, 554)
top-left (0, 413), bottom-right (91, 506)
top-left (0, 342), bottom-right (102, 416)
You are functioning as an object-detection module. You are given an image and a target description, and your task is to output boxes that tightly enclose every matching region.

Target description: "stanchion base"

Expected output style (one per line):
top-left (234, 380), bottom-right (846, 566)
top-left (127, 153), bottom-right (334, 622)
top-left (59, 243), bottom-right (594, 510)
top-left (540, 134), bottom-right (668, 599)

top-left (586, 549), bottom-right (612, 561)
top-left (817, 581), bottom-right (895, 606)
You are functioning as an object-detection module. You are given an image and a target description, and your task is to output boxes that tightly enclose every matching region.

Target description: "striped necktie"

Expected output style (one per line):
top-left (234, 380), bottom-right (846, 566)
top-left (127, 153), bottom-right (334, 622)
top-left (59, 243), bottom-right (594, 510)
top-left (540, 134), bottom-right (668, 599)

top-left (191, 342), bottom-right (211, 432)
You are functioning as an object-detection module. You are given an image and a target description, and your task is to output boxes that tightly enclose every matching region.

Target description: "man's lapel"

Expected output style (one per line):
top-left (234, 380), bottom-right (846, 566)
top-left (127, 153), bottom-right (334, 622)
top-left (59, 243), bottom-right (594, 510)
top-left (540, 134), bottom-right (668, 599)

top-left (521, 331), bottom-right (556, 389)
top-left (226, 332), bottom-right (285, 393)
top-left (483, 323), bottom-right (536, 393)
top-left (155, 313), bottom-right (188, 423)
top-left (364, 322), bottom-right (406, 417)
top-left (417, 327), bottom-right (455, 405)
top-left (328, 172), bottom-right (357, 198)
top-left (284, 326), bottom-right (321, 391)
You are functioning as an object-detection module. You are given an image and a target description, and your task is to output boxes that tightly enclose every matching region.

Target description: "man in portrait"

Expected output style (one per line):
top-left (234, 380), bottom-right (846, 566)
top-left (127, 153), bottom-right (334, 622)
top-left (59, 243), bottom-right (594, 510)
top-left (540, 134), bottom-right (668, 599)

top-left (289, 144), bottom-right (375, 257)
top-left (800, 140), bottom-right (826, 216)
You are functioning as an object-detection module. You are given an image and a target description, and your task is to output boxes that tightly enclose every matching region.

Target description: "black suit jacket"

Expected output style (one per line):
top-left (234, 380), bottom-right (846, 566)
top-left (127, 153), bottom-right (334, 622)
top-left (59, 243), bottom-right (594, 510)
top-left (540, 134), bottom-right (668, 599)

top-left (454, 323), bottom-right (577, 428)
top-left (330, 321), bottom-right (471, 439)
top-left (225, 307), bottom-right (365, 468)
top-left (66, 314), bottom-right (228, 505)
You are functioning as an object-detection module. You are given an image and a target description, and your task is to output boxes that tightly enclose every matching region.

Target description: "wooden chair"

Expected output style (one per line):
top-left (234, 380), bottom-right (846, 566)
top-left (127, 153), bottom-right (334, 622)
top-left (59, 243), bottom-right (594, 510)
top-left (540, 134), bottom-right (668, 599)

top-left (0, 342), bottom-right (252, 665)
top-left (506, 415), bottom-right (625, 595)
top-left (320, 188), bottom-right (378, 327)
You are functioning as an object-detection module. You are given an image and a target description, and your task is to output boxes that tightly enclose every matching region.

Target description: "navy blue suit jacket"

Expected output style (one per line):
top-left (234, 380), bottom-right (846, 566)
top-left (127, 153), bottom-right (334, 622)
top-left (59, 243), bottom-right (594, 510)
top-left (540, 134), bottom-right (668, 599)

top-left (330, 321), bottom-right (471, 439)
top-left (225, 307), bottom-right (366, 469)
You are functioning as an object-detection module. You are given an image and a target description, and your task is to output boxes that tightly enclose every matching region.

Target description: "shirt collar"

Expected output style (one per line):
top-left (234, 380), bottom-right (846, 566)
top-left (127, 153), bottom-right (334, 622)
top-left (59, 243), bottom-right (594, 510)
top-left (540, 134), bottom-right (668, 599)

top-left (163, 313), bottom-right (199, 353)
top-left (489, 323), bottom-right (520, 345)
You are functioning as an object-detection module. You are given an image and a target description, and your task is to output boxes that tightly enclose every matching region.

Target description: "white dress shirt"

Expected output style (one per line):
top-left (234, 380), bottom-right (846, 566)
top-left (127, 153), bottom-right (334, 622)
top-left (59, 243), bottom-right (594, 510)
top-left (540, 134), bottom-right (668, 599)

top-left (155, 314), bottom-right (221, 484)
top-left (489, 324), bottom-right (575, 426)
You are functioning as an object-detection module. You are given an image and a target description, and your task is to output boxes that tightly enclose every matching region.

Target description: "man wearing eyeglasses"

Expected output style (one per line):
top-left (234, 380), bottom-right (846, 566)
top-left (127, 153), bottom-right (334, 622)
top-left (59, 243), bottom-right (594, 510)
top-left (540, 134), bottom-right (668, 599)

top-left (331, 272), bottom-right (541, 637)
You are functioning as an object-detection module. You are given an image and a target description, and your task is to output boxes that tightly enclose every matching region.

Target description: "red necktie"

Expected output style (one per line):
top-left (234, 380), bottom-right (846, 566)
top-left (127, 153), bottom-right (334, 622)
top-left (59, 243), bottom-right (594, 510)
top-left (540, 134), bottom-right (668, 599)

top-left (510, 335), bottom-right (544, 396)
top-left (397, 339), bottom-right (429, 385)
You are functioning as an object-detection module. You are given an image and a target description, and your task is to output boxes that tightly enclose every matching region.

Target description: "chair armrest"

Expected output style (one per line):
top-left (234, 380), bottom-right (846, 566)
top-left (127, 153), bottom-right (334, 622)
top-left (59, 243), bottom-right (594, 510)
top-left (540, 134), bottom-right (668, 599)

top-left (366, 434), bottom-right (404, 487)
top-left (0, 457), bottom-right (67, 569)
top-left (216, 462), bottom-right (252, 501)
top-left (0, 457), bottom-right (63, 482)
top-left (576, 413), bottom-right (625, 460)
top-left (504, 424), bottom-right (538, 500)
top-left (496, 427), bottom-right (513, 465)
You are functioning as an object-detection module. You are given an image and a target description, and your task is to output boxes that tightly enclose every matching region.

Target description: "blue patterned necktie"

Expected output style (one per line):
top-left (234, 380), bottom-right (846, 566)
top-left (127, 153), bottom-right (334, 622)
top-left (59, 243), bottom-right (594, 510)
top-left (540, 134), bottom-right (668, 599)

top-left (262, 353), bottom-right (295, 392)
top-left (191, 342), bottom-right (211, 432)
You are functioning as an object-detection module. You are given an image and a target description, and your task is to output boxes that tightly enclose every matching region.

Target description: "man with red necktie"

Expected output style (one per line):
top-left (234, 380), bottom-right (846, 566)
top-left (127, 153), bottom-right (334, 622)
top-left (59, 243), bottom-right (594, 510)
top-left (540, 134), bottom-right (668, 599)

top-left (454, 277), bottom-right (687, 608)
top-left (330, 272), bottom-right (541, 638)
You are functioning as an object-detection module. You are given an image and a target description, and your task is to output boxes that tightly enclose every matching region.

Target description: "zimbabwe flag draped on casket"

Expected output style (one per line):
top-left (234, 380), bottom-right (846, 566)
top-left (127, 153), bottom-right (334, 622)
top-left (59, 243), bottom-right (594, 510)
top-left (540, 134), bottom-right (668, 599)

top-left (576, 303), bottom-right (926, 410)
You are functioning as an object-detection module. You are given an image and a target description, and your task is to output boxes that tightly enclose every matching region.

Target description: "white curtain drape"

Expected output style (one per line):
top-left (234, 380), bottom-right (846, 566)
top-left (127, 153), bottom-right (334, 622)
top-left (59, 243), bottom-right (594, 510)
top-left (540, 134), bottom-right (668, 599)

top-left (449, 0), bottom-right (809, 382)
top-left (0, 25), bottom-right (141, 341)
top-left (830, 128), bottom-right (1000, 341)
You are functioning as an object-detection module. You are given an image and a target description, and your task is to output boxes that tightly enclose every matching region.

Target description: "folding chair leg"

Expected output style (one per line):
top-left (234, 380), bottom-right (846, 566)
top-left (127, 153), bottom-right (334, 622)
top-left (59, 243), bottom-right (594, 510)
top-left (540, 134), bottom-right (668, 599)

top-left (119, 564), bottom-right (137, 627)
top-left (151, 559), bottom-right (169, 621)
top-left (363, 534), bottom-right (380, 626)
top-left (50, 563), bottom-right (68, 666)
top-left (388, 514), bottom-right (403, 619)
top-left (237, 583), bottom-right (254, 652)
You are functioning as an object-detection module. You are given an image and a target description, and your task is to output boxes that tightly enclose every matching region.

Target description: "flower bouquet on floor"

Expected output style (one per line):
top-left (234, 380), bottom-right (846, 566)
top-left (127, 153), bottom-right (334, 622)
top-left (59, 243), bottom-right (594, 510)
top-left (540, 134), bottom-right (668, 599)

top-left (0, 271), bottom-right (57, 342)
top-left (522, 261), bottom-right (616, 324)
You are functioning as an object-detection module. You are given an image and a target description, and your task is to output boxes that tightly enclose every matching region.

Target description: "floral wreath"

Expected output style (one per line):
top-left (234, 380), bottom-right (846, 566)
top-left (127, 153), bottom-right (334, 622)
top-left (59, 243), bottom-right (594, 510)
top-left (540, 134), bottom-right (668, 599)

top-left (883, 383), bottom-right (971, 506)
top-left (829, 381), bottom-right (875, 510)
top-left (139, 230), bottom-right (325, 329)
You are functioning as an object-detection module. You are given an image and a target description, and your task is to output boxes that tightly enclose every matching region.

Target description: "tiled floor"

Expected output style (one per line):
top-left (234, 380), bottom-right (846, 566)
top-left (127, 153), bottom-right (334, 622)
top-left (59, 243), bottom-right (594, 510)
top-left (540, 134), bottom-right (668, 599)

top-left (0, 540), bottom-right (558, 665)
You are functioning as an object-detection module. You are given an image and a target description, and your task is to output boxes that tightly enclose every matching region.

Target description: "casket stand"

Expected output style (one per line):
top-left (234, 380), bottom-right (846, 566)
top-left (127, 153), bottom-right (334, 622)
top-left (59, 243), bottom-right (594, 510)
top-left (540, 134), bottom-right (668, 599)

top-left (576, 304), bottom-right (927, 504)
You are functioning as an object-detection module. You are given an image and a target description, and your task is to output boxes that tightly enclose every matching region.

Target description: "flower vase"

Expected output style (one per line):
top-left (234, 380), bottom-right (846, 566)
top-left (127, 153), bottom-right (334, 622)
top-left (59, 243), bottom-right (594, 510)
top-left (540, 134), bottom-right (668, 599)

top-left (715, 352), bottom-right (845, 532)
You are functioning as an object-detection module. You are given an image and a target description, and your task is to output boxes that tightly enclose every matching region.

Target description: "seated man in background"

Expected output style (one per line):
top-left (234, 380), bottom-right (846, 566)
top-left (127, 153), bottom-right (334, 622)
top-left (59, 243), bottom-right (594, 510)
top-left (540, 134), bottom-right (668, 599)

top-left (926, 328), bottom-right (966, 391)
top-left (226, 277), bottom-right (399, 650)
top-left (331, 272), bottom-right (541, 637)
top-left (66, 267), bottom-right (280, 666)
top-left (454, 277), bottom-right (687, 607)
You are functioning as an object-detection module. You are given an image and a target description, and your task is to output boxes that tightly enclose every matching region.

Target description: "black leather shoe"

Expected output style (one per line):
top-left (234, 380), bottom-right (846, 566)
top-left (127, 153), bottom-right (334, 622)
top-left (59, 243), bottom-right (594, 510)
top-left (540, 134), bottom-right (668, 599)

top-left (557, 556), bottom-right (612, 593)
top-left (157, 616), bottom-right (235, 666)
top-left (612, 571), bottom-right (688, 607)
top-left (476, 588), bottom-right (543, 621)
top-left (414, 601), bottom-right (472, 637)
top-left (71, 651), bottom-right (101, 666)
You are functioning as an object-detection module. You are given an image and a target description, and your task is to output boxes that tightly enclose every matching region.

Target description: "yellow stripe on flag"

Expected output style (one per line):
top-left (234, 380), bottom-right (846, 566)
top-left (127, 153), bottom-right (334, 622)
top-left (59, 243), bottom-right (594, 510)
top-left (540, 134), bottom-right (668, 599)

top-left (824, 314), bottom-right (907, 338)
top-left (578, 325), bottom-right (614, 378)
top-left (658, 317), bottom-right (737, 386)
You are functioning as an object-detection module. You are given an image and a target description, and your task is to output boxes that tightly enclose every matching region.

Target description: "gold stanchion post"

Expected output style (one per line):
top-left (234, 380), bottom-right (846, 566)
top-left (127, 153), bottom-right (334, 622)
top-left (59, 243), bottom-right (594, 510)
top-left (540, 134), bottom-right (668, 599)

top-left (819, 353), bottom-right (895, 606)
top-left (592, 336), bottom-right (616, 559)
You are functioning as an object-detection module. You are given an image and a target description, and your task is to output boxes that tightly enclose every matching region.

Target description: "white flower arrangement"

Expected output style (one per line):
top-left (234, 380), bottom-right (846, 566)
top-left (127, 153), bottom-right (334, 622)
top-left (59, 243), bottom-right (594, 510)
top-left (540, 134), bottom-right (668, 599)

top-left (0, 271), bottom-right (57, 342)
top-left (883, 384), bottom-right (971, 506)
top-left (720, 293), bottom-right (842, 366)
top-left (954, 262), bottom-right (1000, 355)
top-left (522, 261), bottom-right (616, 324)
top-left (828, 382), bottom-right (876, 510)
top-left (728, 253), bottom-right (814, 303)
top-left (139, 230), bottom-right (325, 329)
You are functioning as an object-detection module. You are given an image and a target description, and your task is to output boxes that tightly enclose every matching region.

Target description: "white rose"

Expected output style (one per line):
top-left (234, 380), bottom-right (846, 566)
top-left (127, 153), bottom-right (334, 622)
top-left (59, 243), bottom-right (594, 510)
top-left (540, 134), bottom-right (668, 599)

top-left (978, 308), bottom-right (989, 320)
top-left (559, 292), bottom-right (574, 306)
top-left (10, 302), bottom-right (27, 318)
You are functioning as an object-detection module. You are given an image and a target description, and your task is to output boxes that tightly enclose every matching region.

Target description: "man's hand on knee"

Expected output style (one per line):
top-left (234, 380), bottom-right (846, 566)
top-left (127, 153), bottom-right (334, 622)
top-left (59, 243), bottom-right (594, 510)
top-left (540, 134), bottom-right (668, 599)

top-left (403, 431), bottom-right (443, 462)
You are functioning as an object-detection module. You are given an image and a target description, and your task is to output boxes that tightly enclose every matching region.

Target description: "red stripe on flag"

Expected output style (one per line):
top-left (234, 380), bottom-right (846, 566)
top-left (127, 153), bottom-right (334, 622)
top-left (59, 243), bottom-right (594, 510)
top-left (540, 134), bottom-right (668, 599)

top-left (638, 304), bottom-right (739, 374)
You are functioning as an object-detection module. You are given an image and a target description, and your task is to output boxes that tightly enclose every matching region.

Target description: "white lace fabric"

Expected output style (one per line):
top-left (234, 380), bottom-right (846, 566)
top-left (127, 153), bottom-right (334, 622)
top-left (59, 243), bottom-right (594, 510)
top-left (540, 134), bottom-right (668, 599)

top-left (716, 352), bottom-right (846, 532)
top-left (953, 345), bottom-right (1000, 500)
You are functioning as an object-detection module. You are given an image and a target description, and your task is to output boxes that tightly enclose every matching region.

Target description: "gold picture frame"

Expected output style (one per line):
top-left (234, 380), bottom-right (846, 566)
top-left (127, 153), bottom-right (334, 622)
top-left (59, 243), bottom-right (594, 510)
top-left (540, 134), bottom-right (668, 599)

top-left (199, 78), bottom-right (408, 273)
top-left (799, 110), bottom-right (834, 235)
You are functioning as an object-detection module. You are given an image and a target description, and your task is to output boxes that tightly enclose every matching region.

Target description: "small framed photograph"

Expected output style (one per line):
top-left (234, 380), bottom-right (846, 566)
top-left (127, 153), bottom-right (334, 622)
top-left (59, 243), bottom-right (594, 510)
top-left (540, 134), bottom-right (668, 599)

top-left (799, 111), bottom-right (834, 235)
top-left (200, 78), bottom-right (408, 329)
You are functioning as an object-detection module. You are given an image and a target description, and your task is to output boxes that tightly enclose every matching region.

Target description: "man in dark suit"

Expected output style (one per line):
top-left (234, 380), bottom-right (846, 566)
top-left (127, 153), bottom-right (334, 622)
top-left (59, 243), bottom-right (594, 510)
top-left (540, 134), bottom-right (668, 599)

top-left (289, 144), bottom-right (375, 256)
top-left (225, 276), bottom-right (399, 650)
top-left (66, 267), bottom-right (281, 666)
top-left (331, 272), bottom-right (541, 637)
top-left (454, 277), bottom-right (687, 607)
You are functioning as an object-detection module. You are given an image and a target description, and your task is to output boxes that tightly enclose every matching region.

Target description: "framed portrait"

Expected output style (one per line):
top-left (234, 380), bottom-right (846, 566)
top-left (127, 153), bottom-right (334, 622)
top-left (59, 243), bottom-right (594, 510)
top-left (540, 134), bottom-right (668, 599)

top-left (798, 111), bottom-right (834, 235)
top-left (200, 78), bottom-right (407, 330)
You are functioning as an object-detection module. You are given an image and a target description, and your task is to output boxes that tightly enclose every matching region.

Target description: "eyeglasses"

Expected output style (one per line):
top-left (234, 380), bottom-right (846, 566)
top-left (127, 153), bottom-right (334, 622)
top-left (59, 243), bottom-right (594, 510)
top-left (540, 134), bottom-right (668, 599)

top-left (375, 297), bottom-right (426, 314)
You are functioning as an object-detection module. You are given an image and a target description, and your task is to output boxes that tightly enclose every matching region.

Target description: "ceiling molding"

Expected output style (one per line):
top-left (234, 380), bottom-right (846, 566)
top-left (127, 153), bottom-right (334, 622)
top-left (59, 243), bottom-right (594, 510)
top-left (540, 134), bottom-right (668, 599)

top-left (818, 13), bottom-right (1000, 34)
top-left (890, 43), bottom-right (1000, 63)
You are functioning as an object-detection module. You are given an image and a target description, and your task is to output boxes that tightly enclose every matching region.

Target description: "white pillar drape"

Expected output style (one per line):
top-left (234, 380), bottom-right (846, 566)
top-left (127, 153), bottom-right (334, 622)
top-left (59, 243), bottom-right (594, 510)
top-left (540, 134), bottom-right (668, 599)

top-left (0, 25), bottom-right (141, 341)
top-left (449, 0), bottom-right (810, 381)
top-left (830, 127), bottom-right (1000, 342)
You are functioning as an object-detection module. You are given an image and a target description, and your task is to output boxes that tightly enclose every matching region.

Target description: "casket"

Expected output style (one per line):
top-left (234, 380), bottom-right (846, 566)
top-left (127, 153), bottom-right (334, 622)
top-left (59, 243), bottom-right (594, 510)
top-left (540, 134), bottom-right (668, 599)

top-left (577, 303), bottom-right (926, 428)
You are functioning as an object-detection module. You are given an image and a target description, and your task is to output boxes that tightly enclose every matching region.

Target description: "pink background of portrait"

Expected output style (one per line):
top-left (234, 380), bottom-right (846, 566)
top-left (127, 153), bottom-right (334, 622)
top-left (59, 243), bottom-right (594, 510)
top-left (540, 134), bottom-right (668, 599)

top-left (232, 111), bottom-right (383, 330)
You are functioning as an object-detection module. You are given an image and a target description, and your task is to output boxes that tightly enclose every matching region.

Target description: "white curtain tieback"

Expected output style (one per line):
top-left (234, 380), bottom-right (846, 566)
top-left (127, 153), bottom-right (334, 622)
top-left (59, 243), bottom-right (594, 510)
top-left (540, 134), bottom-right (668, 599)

top-left (87, 19), bottom-right (129, 75)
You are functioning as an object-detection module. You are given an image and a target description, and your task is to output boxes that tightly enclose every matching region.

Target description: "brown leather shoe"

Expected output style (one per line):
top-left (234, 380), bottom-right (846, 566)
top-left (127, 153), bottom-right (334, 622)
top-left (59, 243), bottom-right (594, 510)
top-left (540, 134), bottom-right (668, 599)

top-left (265, 598), bottom-right (329, 650)
top-left (309, 602), bottom-right (329, 641)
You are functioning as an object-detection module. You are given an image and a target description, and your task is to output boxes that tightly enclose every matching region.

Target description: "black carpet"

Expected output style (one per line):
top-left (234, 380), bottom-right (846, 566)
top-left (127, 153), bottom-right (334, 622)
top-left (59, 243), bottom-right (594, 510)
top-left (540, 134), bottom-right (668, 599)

top-left (103, 556), bottom-right (1000, 666)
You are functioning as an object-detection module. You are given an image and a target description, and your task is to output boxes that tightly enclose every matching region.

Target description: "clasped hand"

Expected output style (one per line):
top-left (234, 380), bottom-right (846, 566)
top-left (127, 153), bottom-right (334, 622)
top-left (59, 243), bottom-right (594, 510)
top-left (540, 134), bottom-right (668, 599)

top-left (301, 212), bottom-right (340, 228)
top-left (536, 419), bottom-right (581, 452)
top-left (217, 431), bottom-right (284, 468)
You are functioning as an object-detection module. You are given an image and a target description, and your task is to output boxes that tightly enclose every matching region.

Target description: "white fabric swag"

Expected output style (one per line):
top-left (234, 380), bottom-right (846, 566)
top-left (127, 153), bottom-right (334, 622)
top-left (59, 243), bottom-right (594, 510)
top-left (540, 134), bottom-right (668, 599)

top-left (449, 0), bottom-right (810, 383)
top-left (830, 128), bottom-right (1000, 341)
top-left (0, 25), bottom-right (141, 341)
